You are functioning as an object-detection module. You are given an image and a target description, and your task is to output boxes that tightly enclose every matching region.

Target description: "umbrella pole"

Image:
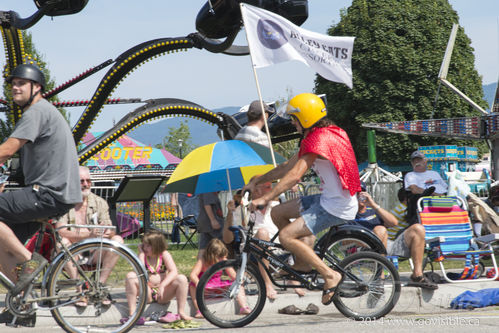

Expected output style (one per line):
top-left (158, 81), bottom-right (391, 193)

top-left (220, 131), bottom-right (233, 194)
top-left (226, 168), bottom-right (232, 194)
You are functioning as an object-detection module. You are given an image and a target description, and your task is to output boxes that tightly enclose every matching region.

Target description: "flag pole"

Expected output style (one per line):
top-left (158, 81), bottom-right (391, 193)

top-left (240, 3), bottom-right (277, 167)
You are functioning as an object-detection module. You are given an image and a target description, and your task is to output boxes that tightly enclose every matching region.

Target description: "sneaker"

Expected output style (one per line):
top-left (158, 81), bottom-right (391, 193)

top-left (0, 309), bottom-right (36, 327)
top-left (366, 279), bottom-right (384, 309)
top-left (11, 252), bottom-right (48, 296)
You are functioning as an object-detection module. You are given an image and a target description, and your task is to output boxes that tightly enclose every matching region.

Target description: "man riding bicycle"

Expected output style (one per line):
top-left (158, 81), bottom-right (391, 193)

top-left (245, 93), bottom-right (361, 306)
top-left (0, 64), bottom-right (81, 326)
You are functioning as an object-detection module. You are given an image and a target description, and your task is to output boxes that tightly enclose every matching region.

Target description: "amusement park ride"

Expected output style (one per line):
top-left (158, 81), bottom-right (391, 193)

top-left (0, 0), bottom-right (498, 180)
top-left (0, 0), bottom-right (306, 172)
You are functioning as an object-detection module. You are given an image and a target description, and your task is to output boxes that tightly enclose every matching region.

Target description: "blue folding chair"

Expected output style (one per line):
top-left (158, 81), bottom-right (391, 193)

top-left (418, 196), bottom-right (499, 283)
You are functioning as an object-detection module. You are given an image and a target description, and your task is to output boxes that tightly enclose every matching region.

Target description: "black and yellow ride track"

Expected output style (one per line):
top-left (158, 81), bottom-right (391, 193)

top-left (1, 27), bottom-right (237, 161)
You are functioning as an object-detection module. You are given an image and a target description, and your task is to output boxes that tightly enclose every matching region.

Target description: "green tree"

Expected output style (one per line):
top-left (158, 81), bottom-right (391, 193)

top-left (315, 0), bottom-right (487, 165)
top-left (156, 120), bottom-right (196, 158)
top-left (1, 31), bottom-right (69, 142)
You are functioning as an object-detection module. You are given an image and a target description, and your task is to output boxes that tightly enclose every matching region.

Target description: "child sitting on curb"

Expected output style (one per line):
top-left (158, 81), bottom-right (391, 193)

top-left (123, 230), bottom-right (192, 325)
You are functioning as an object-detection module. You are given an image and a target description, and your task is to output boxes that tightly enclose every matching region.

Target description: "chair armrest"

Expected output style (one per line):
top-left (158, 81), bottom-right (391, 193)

top-left (426, 236), bottom-right (446, 245)
top-left (475, 233), bottom-right (499, 243)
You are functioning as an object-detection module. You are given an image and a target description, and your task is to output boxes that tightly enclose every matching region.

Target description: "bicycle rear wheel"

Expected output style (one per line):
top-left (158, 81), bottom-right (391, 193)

top-left (46, 241), bottom-right (147, 333)
top-left (333, 251), bottom-right (400, 320)
top-left (196, 259), bottom-right (266, 328)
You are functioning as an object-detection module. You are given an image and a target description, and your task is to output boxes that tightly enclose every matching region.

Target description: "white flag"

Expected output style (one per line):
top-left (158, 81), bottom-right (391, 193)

top-left (240, 3), bottom-right (355, 88)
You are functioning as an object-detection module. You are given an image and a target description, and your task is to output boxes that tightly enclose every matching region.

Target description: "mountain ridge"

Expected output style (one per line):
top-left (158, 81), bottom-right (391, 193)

top-left (129, 84), bottom-right (497, 148)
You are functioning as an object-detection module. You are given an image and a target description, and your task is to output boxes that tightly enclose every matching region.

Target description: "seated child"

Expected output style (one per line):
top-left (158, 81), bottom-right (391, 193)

top-left (122, 230), bottom-right (192, 325)
top-left (189, 238), bottom-right (251, 318)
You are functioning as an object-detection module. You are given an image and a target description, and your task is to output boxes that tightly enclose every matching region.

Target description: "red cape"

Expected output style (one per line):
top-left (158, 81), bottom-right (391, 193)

top-left (299, 126), bottom-right (361, 196)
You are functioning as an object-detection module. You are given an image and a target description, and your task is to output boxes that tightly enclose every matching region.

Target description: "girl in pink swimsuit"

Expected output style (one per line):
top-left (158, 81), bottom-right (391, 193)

top-left (122, 230), bottom-right (192, 325)
top-left (189, 239), bottom-right (251, 318)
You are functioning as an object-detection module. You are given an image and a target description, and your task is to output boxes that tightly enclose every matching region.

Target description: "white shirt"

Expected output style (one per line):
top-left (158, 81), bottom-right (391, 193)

top-left (312, 158), bottom-right (358, 220)
top-left (404, 170), bottom-right (448, 194)
top-left (253, 201), bottom-right (280, 241)
top-left (235, 125), bottom-right (269, 147)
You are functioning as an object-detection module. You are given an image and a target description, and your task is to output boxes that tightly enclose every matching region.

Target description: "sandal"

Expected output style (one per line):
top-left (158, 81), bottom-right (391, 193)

top-left (407, 274), bottom-right (438, 290)
top-left (278, 304), bottom-right (303, 315)
top-left (322, 274), bottom-right (344, 306)
top-left (158, 312), bottom-right (180, 323)
top-left (120, 316), bottom-right (145, 325)
top-left (194, 310), bottom-right (203, 318)
top-left (304, 303), bottom-right (319, 315)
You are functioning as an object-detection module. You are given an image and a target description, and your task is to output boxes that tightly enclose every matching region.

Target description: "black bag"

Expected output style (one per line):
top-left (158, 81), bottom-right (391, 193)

top-left (170, 222), bottom-right (181, 244)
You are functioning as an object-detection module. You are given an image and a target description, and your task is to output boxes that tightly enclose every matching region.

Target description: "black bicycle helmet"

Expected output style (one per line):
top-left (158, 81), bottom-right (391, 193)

top-left (6, 64), bottom-right (45, 90)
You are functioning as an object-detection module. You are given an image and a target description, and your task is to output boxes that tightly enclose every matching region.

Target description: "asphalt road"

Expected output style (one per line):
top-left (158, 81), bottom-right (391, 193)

top-left (2, 276), bottom-right (499, 333)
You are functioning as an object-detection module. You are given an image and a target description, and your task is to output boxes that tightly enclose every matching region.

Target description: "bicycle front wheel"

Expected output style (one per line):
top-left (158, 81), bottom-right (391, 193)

top-left (196, 259), bottom-right (266, 328)
top-left (46, 241), bottom-right (148, 333)
top-left (333, 251), bottom-right (400, 320)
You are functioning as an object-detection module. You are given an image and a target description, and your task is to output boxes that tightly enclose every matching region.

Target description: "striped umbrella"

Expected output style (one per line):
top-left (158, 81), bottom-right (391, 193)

top-left (164, 140), bottom-right (286, 194)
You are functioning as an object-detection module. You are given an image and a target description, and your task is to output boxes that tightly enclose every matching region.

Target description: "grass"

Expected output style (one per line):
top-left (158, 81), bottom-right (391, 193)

top-left (124, 235), bottom-right (199, 277)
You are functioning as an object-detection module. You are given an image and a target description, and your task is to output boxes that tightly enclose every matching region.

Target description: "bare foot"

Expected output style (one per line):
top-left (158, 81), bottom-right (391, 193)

top-left (266, 286), bottom-right (278, 300)
top-left (194, 310), bottom-right (203, 319)
top-left (289, 280), bottom-right (306, 297)
top-left (179, 313), bottom-right (193, 321)
top-left (321, 271), bottom-right (342, 305)
top-left (239, 306), bottom-right (251, 315)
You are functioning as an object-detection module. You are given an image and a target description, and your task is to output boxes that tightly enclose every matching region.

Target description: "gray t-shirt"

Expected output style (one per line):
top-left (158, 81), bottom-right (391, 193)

top-left (10, 99), bottom-right (82, 204)
top-left (197, 192), bottom-right (224, 233)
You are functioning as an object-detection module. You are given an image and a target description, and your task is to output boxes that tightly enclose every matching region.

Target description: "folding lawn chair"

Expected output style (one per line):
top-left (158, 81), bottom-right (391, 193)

top-left (418, 196), bottom-right (499, 283)
top-left (171, 215), bottom-right (198, 249)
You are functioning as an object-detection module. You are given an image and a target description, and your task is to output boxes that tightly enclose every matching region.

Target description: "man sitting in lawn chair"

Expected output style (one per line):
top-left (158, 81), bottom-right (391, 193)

top-left (55, 166), bottom-right (124, 307)
top-left (387, 188), bottom-right (438, 289)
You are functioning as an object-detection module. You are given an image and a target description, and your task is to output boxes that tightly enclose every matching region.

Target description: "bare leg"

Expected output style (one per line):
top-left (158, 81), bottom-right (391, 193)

top-left (189, 283), bottom-right (203, 317)
top-left (254, 228), bottom-right (278, 300)
top-left (403, 224), bottom-right (426, 277)
top-left (96, 235), bottom-right (124, 284)
top-left (125, 271), bottom-right (141, 316)
top-left (372, 225), bottom-right (388, 248)
top-left (0, 222), bottom-right (32, 281)
top-left (279, 218), bottom-right (342, 305)
top-left (158, 275), bottom-right (192, 320)
top-left (271, 200), bottom-right (312, 296)
top-left (271, 200), bottom-right (315, 272)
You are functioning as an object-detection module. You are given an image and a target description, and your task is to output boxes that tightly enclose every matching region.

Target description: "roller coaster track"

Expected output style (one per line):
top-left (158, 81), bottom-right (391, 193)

top-left (78, 98), bottom-right (226, 164)
top-left (71, 36), bottom-right (196, 145)
top-left (1, 27), bottom-right (277, 164)
top-left (0, 25), bottom-right (25, 124)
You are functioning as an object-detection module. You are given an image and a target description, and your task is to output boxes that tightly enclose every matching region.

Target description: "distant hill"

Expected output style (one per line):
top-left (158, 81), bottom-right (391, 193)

top-left (129, 83), bottom-right (497, 148)
top-left (127, 106), bottom-right (239, 148)
top-left (483, 82), bottom-right (497, 111)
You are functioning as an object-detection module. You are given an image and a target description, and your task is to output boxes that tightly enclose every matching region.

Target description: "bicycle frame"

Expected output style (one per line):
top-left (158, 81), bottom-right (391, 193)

top-left (0, 222), bottom-right (144, 310)
top-left (233, 220), bottom-right (363, 293)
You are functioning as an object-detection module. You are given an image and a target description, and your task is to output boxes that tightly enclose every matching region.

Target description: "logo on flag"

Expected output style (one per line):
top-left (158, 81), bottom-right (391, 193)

top-left (241, 3), bottom-right (355, 88)
top-left (257, 20), bottom-right (287, 49)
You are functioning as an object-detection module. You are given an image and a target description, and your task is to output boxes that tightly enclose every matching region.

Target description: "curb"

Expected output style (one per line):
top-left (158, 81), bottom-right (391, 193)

top-left (3, 276), bottom-right (498, 326)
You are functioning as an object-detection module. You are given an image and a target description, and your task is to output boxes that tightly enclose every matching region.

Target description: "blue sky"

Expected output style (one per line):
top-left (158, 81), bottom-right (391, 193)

top-left (1, 1), bottom-right (498, 132)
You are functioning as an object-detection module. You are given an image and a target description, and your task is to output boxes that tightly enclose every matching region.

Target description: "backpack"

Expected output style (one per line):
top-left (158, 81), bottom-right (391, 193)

top-left (170, 222), bottom-right (181, 244)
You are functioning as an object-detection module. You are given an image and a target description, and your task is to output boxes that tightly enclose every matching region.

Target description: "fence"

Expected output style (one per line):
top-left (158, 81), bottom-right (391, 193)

top-left (92, 185), bottom-right (179, 246)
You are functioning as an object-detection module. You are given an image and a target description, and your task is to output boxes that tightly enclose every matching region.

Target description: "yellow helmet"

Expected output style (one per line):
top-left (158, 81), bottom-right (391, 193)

top-left (286, 93), bottom-right (327, 129)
